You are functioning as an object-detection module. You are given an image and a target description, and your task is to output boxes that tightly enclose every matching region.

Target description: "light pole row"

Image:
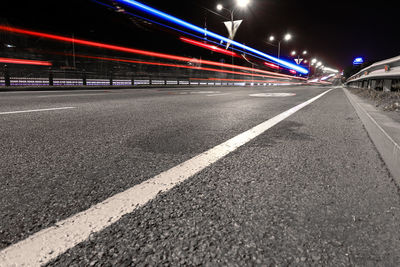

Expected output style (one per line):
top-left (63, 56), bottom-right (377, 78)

top-left (215, 1), bottom-right (331, 76)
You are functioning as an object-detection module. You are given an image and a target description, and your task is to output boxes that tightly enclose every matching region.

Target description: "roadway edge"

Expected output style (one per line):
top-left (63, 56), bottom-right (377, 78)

top-left (343, 87), bottom-right (400, 186)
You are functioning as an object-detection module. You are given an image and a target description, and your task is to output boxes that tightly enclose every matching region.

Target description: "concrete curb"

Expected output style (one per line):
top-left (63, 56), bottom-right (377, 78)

top-left (344, 88), bottom-right (400, 186)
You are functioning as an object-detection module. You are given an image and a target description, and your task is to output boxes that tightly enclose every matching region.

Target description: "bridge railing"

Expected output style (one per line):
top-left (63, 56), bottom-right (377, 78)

top-left (346, 55), bottom-right (400, 91)
top-left (0, 65), bottom-right (302, 89)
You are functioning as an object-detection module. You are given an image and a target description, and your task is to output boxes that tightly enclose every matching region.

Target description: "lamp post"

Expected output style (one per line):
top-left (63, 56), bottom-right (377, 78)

top-left (216, 0), bottom-right (250, 65)
top-left (267, 33), bottom-right (292, 59)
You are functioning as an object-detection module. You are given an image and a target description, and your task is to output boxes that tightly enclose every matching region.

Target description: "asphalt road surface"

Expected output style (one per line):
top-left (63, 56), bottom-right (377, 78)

top-left (0, 86), bottom-right (399, 266)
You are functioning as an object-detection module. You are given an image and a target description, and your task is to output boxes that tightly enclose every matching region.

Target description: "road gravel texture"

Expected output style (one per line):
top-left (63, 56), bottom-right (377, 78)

top-left (0, 86), bottom-right (399, 266)
top-left (0, 86), bottom-right (324, 250)
top-left (36, 88), bottom-right (400, 266)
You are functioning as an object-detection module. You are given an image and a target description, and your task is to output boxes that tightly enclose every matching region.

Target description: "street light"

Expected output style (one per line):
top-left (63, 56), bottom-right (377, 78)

top-left (284, 33), bottom-right (292, 41)
top-left (292, 50), bottom-right (307, 58)
top-left (291, 50), bottom-right (309, 68)
top-left (216, 0), bottom-right (250, 65)
top-left (236, 0), bottom-right (250, 8)
top-left (216, 0), bottom-right (250, 19)
top-left (267, 33), bottom-right (292, 59)
top-left (311, 58), bottom-right (318, 65)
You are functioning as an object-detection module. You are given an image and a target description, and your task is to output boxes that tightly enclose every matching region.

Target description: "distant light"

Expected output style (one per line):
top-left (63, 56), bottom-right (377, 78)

top-left (269, 36), bottom-right (275, 42)
top-left (291, 51), bottom-right (296, 56)
top-left (321, 74), bottom-right (335, 80)
top-left (5, 44), bottom-right (15, 48)
top-left (216, 4), bottom-right (223, 11)
top-left (290, 70), bottom-right (296, 74)
top-left (323, 67), bottom-right (339, 73)
top-left (353, 57), bottom-right (364, 65)
top-left (311, 58), bottom-right (317, 64)
top-left (302, 50), bottom-right (307, 55)
top-left (236, 0), bottom-right (250, 8)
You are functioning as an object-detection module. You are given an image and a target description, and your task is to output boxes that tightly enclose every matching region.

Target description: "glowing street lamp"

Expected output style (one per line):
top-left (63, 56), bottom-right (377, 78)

top-left (236, 0), bottom-right (250, 8)
top-left (284, 33), bottom-right (292, 41)
top-left (216, 0), bottom-right (250, 66)
top-left (267, 33), bottom-right (292, 59)
top-left (216, 0), bottom-right (250, 42)
top-left (291, 50), bottom-right (297, 56)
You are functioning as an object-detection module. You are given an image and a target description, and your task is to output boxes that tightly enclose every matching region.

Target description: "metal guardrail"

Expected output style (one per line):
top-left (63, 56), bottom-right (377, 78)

top-left (0, 65), bottom-right (306, 89)
top-left (0, 76), bottom-right (260, 88)
top-left (346, 55), bottom-right (400, 91)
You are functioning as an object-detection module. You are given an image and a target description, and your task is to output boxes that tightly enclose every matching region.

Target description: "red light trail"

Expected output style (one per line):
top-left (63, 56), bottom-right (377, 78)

top-left (179, 37), bottom-right (239, 58)
top-left (264, 62), bottom-right (280, 70)
top-left (0, 57), bottom-right (52, 66)
top-left (0, 25), bottom-right (306, 81)
top-left (67, 53), bottom-right (290, 80)
top-left (192, 78), bottom-right (303, 84)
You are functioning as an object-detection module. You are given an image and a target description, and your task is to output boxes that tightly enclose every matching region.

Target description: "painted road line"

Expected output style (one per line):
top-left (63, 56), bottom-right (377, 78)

top-left (206, 93), bottom-right (231, 97)
top-left (179, 91), bottom-right (221, 95)
top-left (37, 93), bottom-right (108, 98)
top-left (249, 93), bottom-right (296, 97)
top-left (0, 89), bottom-right (333, 267)
top-left (0, 107), bottom-right (76, 115)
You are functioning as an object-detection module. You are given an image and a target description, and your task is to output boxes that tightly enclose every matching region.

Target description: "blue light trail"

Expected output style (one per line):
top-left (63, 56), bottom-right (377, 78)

top-left (115, 0), bottom-right (309, 74)
top-left (94, 0), bottom-right (293, 68)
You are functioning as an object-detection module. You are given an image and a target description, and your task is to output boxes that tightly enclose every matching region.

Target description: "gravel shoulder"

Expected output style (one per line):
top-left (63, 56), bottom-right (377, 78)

top-left (347, 87), bottom-right (400, 122)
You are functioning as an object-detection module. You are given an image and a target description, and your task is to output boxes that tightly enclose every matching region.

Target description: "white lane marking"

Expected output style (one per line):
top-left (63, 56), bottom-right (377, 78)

top-left (0, 89), bottom-right (333, 266)
top-left (37, 93), bottom-right (108, 98)
top-left (178, 91), bottom-right (221, 95)
top-left (0, 107), bottom-right (76, 115)
top-left (206, 93), bottom-right (230, 97)
top-left (250, 93), bottom-right (296, 97)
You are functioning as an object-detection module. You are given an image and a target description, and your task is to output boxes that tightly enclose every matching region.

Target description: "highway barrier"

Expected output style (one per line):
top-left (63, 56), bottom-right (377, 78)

top-left (346, 55), bottom-right (400, 91)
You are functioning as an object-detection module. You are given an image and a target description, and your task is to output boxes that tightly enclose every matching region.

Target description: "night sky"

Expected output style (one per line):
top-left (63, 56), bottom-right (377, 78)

top-left (1, 0), bottom-right (399, 71)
